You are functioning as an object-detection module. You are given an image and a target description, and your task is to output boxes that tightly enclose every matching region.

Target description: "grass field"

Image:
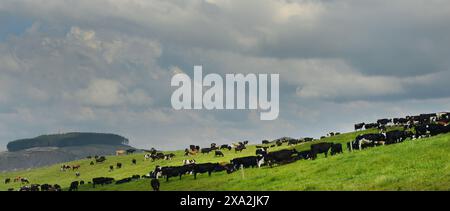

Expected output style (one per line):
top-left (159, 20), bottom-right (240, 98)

top-left (1, 128), bottom-right (449, 191)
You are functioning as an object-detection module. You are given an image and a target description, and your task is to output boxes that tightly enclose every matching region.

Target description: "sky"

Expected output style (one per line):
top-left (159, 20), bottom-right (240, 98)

top-left (0, 0), bottom-right (450, 151)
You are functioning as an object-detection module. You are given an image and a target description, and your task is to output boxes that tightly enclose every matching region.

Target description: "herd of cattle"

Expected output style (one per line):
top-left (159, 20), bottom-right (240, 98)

top-left (4, 111), bottom-right (449, 191)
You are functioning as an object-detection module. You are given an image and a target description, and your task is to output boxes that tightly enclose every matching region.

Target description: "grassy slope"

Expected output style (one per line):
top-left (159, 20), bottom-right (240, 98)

top-left (1, 128), bottom-right (449, 191)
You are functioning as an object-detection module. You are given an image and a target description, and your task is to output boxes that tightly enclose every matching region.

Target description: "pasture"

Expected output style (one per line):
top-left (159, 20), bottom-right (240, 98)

top-left (1, 127), bottom-right (449, 191)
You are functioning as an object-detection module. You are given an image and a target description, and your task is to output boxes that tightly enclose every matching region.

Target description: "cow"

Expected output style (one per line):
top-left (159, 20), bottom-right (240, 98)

top-left (211, 143), bottom-right (217, 150)
top-left (201, 148), bottom-right (213, 154)
top-left (192, 163), bottom-right (219, 179)
top-left (310, 143), bottom-right (334, 159)
top-left (4, 178), bottom-right (10, 184)
top-left (151, 178), bottom-right (160, 191)
top-left (215, 150), bottom-right (224, 157)
top-left (234, 144), bottom-right (246, 153)
top-left (297, 150), bottom-right (311, 160)
top-left (364, 123), bottom-right (379, 130)
top-left (40, 184), bottom-right (52, 191)
top-left (330, 143), bottom-right (343, 155)
top-left (72, 164), bottom-right (80, 171)
top-left (384, 130), bottom-right (411, 144)
top-left (92, 177), bottom-right (114, 188)
top-left (132, 159), bottom-right (137, 165)
top-left (95, 156), bottom-right (106, 163)
top-left (115, 177), bottom-right (132, 185)
top-left (69, 181), bottom-right (79, 191)
top-left (116, 163), bottom-right (122, 169)
top-left (354, 123), bottom-right (365, 131)
top-left (349, 133), bottom-right (385, 150)
top-left (153, 165), bottom-right (194, 182)
top-left (164, 153), bottom-right (175, 160)
top-left (75, 172), bottom-right (80, 177)
top-left (377, 119), bottom-right (392, 126)
top-left (304, 138), bottom-right (314, 142)
top-left (264, 149), bottom-right (297, 167)
top-left (220, 144), bottom-right (232, 150)
top-left (151, 152), bottom-right (165, 161)
top-left (80, 180), bottom-right (85, 185)
top-left (230, 156), bottom-right (264, 169)
top-left (109, 165), bottom-right (114, 171)
top-left (90, 161), bottom-right (94, 165)
top-left (20, 178), bottom-right (30, 184)
top-left (262, 140), bottom-right (270, 145)
top-left (183, 159), bottom-right (196, 165)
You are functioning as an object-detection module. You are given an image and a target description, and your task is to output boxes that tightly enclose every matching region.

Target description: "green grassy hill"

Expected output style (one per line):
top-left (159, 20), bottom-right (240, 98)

top-left (1, 129), bottom-right (449, 191)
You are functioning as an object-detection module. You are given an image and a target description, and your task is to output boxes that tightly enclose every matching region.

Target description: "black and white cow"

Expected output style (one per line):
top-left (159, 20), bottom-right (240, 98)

top-left (264, 149), bottom-right (297, 167)
top-left (230, 156), bottom-right (264, 169)
top-left (354, 123), bottom-right (365, 131)
top-left (201, 148), bottom-right (213, 154)
top-left (215, 150), bottom-right (224, 157)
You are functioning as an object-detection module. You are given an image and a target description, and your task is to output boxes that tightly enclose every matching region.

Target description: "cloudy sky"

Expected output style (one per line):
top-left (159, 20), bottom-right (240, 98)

top-left (1, 0), bottom-right (450, 150)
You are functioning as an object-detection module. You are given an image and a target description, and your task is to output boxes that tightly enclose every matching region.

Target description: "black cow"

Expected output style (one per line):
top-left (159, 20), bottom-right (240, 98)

top-left (377, 119), bottom-right (391, 126)
top-left (310, 143), bottom-right (334, 159)
top-left (262, 140), bottom-right (270, 145)
top-left (192, 163), bottom-right (220, 179)
top-left (354, 123), bottom-right (365, 131)
top-left (215, 150), bottom-right (224, 157)
top-left (69, 181), bottom-right (79, 191)
top-left (116, 163), bottom-right (122, 169)
top-left (230, 156), bottom-right (264, 169)
top-left (364, 123), bottom-right (379, 130)
top-left (288, 139), bottom-right (300, 145)
top-left (4, 178), bottom-right (10, 184)
top-left (201, 148), bottom-right (213, 154)
top-left (385, 130), bottom-right (412, 144)
top-left (151, 152), bottom-right (165, 161)
top-left (92, 177), bottom-right (114, 188)
top-left (115, 177), bottom-right (132, 185)
top-left (151, 179), bottom-right (160, 191)
top-left (330, 143), bottom-right (343, 155)
top-left (264, 149), bottom-right (297, 167)
top-left (132, 159), bottom-right (137, 165)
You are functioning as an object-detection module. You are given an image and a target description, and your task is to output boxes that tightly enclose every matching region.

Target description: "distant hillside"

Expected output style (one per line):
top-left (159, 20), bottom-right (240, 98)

top-left (7, 133), bottom-right (129, 152)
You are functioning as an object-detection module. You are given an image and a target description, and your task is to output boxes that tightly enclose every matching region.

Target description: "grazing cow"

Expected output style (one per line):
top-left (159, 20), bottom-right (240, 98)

top-left (234, 144), bottom-right (246, 153)
top-left (109, 165), bottom-right (114, 171)
top-left (297, 150), bottom-right (311, 160)
top-left (183, 159), bottom-right (196, 165)
top-left (132, 159), bottom-right (137, 165)
top-left (75, 172), bottom-right (80, 177)
top-left (310, 143), bottom-right (334, 159)
top-left (201, 148), bottom-right (213, 154)
top-left (211, 143), bottom-right (217, 150)
top-left (20, 178), bottom-right (30, 184)
top-left (90, 161), bottom-right (94, 165)
top-left (220, 144), bottom-right (232, 150)
top-left (215, 150), bottom-right (224, 157)
top-left (116, 163), bottom-right (122, 169)
top-left (115, 177), bottom-right (132, 185)
top-left (264, 149), bottom-right (297, 167)
top-left (330, 143), bottom-right (343, 155)
top-left (69, 181), bottom-right (79, 191)
top-left (72, 164), bottom-right (80, 171)
top-left (151, 153), bottom-right (165, 161)
top-left (151, 179), bottom-right (160, 191)
top-left (192, 163), bottom-right (220, 179)
top-left (80, 180), bottom-right (85, 185)
top-left (393, 118), bottom-right (408, 125)
top-left (145, 153), bottom-right (152, 160)
top-left (230, 156), bottom-right (264, 169)
top-left (349, 133), bottom-right (385, 150)
top-left (96, 156), bottom-right (106, 163)
top-left (40, 184), bottom-right (52, 191)
top-left (4, 178), bottom-right (10, 184)
top-left (53, 184), bottom-right (62, 191)
top-left (354, 123), bottom-right (365, 131)
top-left (384, 130), bottom-right (411, 144)
top-left (164, 153), bottom-right (175, 160)
top-left (92, 177), bottom-right (115, 188)
top-left (262, 140), bottom-right (270, 145)
top-left (184, 148), bottom-right (190, 156)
